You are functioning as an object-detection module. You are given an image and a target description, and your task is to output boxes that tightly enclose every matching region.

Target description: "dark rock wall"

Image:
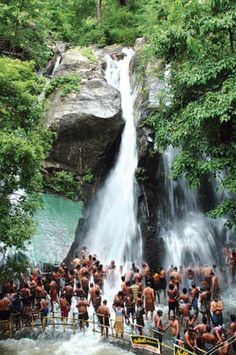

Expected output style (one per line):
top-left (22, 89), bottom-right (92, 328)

top-left (131, 47), bottom-right (166, 270)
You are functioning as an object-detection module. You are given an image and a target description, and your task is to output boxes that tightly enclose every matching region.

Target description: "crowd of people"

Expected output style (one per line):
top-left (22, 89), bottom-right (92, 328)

top-left (0, 244), bottom-right (236, 354)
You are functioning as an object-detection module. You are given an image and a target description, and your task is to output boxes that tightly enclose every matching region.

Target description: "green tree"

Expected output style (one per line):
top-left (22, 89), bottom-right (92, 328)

top-left (140, 0), bottom-right (236, 231)
top-left (0, 57), bottom-right (51, 249)
top-left (0, 0), bottom-right (52, 67)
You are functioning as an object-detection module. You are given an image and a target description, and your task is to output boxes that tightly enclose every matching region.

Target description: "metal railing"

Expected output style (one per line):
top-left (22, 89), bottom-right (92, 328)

top-left (0, 312), bottom-right (235, 355)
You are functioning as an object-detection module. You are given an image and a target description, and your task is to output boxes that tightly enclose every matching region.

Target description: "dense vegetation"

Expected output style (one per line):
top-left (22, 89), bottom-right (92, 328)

top-left (139, 0), bottom-right (236, 232)
top-left (0, 0), bottom-right (235, 272)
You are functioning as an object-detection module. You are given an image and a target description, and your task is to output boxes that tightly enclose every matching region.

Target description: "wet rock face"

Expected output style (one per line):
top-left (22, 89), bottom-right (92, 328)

top-left (132, 45), bottom-right (166, 270)
top-left (45, 48), bottom-right (124, 184)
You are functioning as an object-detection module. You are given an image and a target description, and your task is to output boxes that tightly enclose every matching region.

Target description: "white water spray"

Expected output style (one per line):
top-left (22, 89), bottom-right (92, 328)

top-left (86, 48), bottom-right (141, 267)
top-left (161, 146), bottom-right (227, 267)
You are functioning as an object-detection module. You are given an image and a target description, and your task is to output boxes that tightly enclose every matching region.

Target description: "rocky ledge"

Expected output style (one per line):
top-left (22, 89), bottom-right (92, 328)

top-left (45, 47), bottom-right (124, 198)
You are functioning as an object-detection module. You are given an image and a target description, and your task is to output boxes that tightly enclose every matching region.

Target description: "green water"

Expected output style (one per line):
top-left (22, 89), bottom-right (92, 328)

top-left (28, 194), bottom-right (83, 265)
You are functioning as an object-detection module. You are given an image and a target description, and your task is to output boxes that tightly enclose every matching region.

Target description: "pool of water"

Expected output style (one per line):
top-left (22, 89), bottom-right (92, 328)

top-left (27, 194), bottom-right (83, 265)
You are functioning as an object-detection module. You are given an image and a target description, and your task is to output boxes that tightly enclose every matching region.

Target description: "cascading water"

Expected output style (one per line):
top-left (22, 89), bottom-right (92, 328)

top-left (160, 146), bottom-right (228, 267)
top-left (86, 48), bottom-right (141, 267)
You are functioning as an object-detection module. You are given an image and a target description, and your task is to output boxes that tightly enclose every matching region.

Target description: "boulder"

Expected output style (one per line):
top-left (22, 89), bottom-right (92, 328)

top-left (45, 48), bottom-right (124, 189)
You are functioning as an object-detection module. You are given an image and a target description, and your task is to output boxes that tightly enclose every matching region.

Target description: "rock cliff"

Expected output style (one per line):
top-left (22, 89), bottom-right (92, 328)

top-left (45, 47), bottom-right (124, 198)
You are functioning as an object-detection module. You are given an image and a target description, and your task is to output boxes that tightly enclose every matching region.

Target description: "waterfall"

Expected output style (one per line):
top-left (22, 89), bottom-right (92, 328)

top-left (160, 146), bottom-right (228, 267)
top-left (86, 48), bottom-right (141, 267)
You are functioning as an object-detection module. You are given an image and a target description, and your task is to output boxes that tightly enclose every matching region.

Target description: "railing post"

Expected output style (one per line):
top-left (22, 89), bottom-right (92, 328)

top-left (93, 313), bottom-right (95, 333)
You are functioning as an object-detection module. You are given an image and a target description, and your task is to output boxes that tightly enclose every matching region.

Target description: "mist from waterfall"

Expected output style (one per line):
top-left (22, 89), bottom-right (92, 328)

top-left (86, 48), bottom-right (141, 267)
top-left (160, 146), bottom-right (228, 268)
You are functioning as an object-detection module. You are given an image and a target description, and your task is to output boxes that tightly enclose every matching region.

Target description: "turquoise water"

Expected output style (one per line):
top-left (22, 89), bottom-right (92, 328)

top-left (27, 194), bottom-right (83, 265)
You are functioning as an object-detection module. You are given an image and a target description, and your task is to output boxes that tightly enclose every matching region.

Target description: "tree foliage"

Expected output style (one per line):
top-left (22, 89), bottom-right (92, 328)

top-left (140, 0), bottom-right (236, 232)
top-left (0, 57), bottom-right (51, 249)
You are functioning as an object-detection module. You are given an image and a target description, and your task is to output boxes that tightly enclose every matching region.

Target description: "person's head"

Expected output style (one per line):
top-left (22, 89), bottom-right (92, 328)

top-left (103, 300), bottom-right (107, 305)
top-left (157, 310), bottom-right (163, 317)
top-left (182, 288), bottom-right (187, 294)
top-left (77, 282), bottom-right (81, 288)
top-left (170, 315), bottom-right (176, 321)
top-left (121, 276), bottom-right (125, 282)
top-left (169, 283), bottom-right (174, 290)
top-left (174, 267), bottom-right (178, 271)
top-left (230, 314), bottom-right (236, 322)
top-left (90, 283), bottom-right (94, 288)
top-left (147, 281), bottom-right (151, 287)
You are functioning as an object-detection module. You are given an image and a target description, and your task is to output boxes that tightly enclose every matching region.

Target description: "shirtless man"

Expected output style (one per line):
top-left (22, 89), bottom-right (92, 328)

top-left (50, 280), bottom-right (58, 311)
top-left (159, 267), bottom-right (167, 299)
top-left (123, 281), bottom-right (132, 298)
top-left (210, 298), bottom-right (224, 326)
top-left (154, 310), bottom-right (164, 343)
top-left (60, 293), bottom-right (70, 319)
top-left (134, 268), bottom-right (142, 284)
top-left (20, 284), bottom-right (32, 308)
top-left (125, 270), bottom-right (134, 283)
top-left (97, 300), bottom-right (110, 336)
top-left (76, 295), bottom-right (90, 329)
top-left (201, 325), bottom-right (217, 352)
top-left (72, 254), bottom-right (81, 269)
top-left (81, 275), bottom-right (89, 299)
top-left (35, 282), bottom-right (46, 303)
top-left (63, 282), bottom-right (74, 306)
top-left (79, 263), bottom-right (89, 279)
top-left (217, 333), bottom-right (230, 355)
top-left (170, 267), bottom-right (181, 289)
top-left (194, 316), bottom-right (208, 349)
top-left (0, 293), bottom-right (12, 334)
top-left (211, 272), bottom-right (220, 299)
top-left (184, 326), bottom-right (197, 352)
top-left (39, 298), bottom-right (49, 326)
top-left (202, 265), bottom-right (213, 288)
top-left (178, 288), bottom-right (191, 327)
top-left (89, 283), bottom-right (100, 310)
top-left (186, 268), bottom-right (195, 292)
top-left (168, 283), bottom-right (179, 318)
top-left (164, 315), bottom-right (180, 341)
top-left (142, 282), bottom-right (155, 320)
